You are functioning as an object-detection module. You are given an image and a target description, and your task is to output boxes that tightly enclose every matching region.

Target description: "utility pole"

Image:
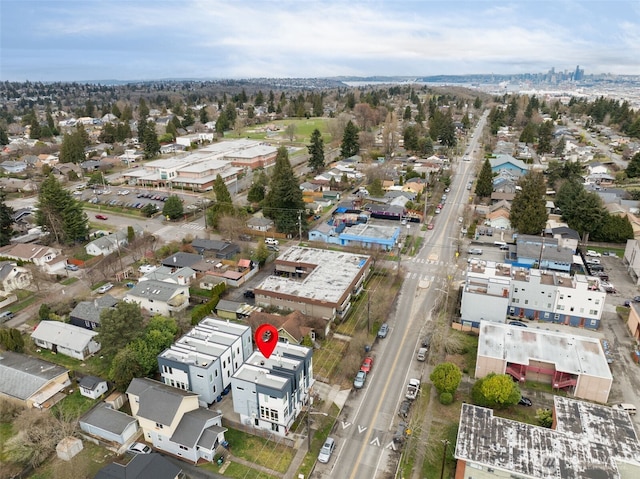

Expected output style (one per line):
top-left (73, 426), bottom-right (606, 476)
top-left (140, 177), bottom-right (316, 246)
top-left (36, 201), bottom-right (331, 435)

top-left (440, 439), bottom-right (450, 479)
top-left (298, 210), bottom-right (302, 240)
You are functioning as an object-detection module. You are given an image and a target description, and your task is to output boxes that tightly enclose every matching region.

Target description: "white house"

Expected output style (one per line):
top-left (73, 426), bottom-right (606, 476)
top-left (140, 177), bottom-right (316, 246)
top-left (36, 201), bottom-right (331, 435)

top-left (85, 225), bottom-right (143, 257)
top-left (158, 317), bottom-right (253, 406)
top-left (79, 376), bottom-right (109, 400)
top-left (0, 243), bottom-right (66, 274)
top-left (0, 261), bottom-right (32, 292)
top-left (124, 279), bottom-right (189, 316)
top-left (231, 342), bottom-right (313, 437)
top-left (126, 377), bottom-right (227, 464)
top-left (31, 321), bottom-right (101, 360)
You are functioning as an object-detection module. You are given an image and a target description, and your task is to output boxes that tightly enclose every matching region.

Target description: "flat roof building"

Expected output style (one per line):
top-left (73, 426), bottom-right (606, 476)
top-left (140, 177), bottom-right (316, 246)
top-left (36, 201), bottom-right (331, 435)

top-left (455, 397), bottom-right (640, 479)
top-left (476, 322), bottom-right (612, 403)
top-left (254, 246), bottom-right (371, 321)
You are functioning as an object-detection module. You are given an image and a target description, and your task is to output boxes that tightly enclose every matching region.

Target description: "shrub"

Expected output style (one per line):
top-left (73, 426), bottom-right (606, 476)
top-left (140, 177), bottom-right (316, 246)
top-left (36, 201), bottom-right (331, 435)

top-left (439, 392), bottom-right (454, 405)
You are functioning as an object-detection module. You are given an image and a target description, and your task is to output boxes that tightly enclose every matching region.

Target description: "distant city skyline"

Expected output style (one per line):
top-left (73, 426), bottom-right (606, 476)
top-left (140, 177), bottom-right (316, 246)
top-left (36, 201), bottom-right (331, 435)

top-left (1, 0), bottom-right (639, 82)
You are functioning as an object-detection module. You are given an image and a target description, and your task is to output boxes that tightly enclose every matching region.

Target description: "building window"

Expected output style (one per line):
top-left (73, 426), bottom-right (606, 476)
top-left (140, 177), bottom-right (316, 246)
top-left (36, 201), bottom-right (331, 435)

top-left (590, 309), bottom-right (598, 315)
top-left (544, 312), bottom-right (550, 319)
top-left (524, 300), bottom-right (528, 305)
top-left (179, 445), bottom-right (188, 451)
top-left (155, 423), bottom-right (164, 429)
top-left (557, 305), bottom-right (564, 311)
top-left (554, 314), bottom-right (560, 320)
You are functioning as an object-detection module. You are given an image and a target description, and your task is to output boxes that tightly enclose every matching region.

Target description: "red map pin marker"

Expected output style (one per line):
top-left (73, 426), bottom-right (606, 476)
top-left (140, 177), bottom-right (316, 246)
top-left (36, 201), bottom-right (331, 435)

top-left (255, 324), bottom-right (278, 359)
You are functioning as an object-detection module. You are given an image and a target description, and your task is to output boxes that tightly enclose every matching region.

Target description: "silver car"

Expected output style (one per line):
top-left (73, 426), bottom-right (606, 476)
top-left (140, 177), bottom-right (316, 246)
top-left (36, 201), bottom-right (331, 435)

top-left (318, 437), bottom-right (335, 464)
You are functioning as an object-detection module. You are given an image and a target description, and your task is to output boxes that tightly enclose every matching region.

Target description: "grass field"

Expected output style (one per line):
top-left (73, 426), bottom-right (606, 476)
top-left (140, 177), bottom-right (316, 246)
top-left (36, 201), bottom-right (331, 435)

top-left (232, 118), bottom-right (333, 145)
top-left (223, 428), bottom-right (294, 474)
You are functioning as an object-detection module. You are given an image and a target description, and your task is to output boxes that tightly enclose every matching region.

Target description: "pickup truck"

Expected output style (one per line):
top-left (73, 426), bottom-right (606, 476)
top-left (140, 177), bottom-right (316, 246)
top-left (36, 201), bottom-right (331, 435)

top-left (405, 378), bottom-right (421, 400)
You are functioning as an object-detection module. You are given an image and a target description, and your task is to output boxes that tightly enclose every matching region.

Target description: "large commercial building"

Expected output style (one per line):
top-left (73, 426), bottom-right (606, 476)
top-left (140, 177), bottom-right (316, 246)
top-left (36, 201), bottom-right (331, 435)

top-left (157, 317), bottom-right (253, 406)
top-left (460, 261), bottom-right (607, 330)
top-left (476, 322), bottom-right (612, 403)
top-left (231, 342), bottom-right (313, 437)
top-left (455, 397), bottom-right (640, 479)
top-left (254, 246), bottom-right (372, 321)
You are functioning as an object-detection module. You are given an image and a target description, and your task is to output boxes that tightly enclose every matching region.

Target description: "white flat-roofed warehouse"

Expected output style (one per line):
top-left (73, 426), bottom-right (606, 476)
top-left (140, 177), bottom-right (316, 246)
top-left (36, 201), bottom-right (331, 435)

top-left (254, 246), bottom-right (371, 321)
top-left (476, 322), bottom-right (612, 403)
top-left (455, 397), bottom-right (640, 479)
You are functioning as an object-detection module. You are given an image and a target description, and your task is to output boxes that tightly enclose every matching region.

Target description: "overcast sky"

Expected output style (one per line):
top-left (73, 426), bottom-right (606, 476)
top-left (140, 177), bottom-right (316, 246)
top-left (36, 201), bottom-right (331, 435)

top-left (1, 0), bottom-right (639, 82)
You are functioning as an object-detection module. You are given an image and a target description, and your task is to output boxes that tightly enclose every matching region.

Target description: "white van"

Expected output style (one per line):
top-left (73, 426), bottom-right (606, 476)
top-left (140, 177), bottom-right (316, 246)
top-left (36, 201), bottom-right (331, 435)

top-left (265, 238), bottom-right (279, 246)
top-left (416, 347), bottom-right (428, 361)
top-left (612, 403), bottom-right (637, 415)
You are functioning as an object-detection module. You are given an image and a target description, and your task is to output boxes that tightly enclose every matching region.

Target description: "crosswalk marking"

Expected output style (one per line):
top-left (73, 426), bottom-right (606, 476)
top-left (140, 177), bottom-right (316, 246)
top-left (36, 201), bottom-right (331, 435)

top-left (184, 222), bottom-right (205, 231)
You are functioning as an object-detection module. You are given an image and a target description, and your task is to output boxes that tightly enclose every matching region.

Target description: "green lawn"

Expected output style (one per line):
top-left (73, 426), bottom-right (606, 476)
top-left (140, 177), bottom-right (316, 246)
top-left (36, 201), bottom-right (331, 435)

top-left (8, 294), bottom-right (39, 314)
top-left (295, 403), bottom-right (340, 479)
top-left (60, 277), bottom-right (78, 286)
top-left (0, 422), bottom-right (13, 461)
top-left (201, 461), bottom-right (278, 479)
top-left (233, 118), bottom-right (333, 145)
top-left (51, 388), bottom-right (98, 418)
top-left (223, 428), bottom-right (294, 473)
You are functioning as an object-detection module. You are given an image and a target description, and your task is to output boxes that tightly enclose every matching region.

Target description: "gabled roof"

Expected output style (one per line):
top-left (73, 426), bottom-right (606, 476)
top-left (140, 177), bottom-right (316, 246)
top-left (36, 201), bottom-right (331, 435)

top-left (489, 154), bottom-right (529, 172)
top-left (79, 375), bottom-right (107, 391)
top-left (95, 453), bottom-right (181, 479)
top-left (126, 279), bottom-right (186, 302)
top-left (127, 377), bottom-right (197, 426)
top-left (31, 321), bottom-right (98, 351)
top-left (0, 351), bottom-right (68, 401)
top-left (169, 407), bottom-right (225, 448)
top-left (70, 295), bottom-right (118, 324)
top-left (0, 243), bottom-right (59, 260)
top-left (80, 403), bottom-right (136, 436)
top-left (161, 252), bottom-right (202, 268)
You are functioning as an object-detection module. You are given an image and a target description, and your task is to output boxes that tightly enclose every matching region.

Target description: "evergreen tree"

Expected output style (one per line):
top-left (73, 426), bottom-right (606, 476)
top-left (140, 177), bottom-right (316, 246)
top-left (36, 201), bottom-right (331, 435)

top-left (307, 129), bottom-right (325, 173)
top-left (35, 175), bottom-right (88, 244)
top-left (182, 108), bottom-right (195, 127)
top-left (473, 97), bottom-right (482, 109)
top-left (59, 130), bottom-right (86, 163)
top-left (340, 120), bottom-right (359, 158)
top-left (509, 171), bottom-right (548, 235)
top-left (247, 171), bottom-right (268, 204)
top-left (143, 119), bottom-right (160, 159)
top-left (537, 120), bottom-right (554, 153)
top-left (255, 90), bottom-right (265, 106)
top-left (199, 107), bottom-right (209, 124)
top-left (162, 195), bottom-right (184, 220)
top-left (207, 175), bottom-right (235, 229)
top-left (166, 120), bottom-right (178, 139)
top-left (519, 121), bottom-right (537, 144)
top-left (475, 158), bottom-right (494, 197)
top-left (45, 109), bottom-right (58, 136)
top-left (626, 152), bottom-right (640, 178)
top-left (138, 98), bottom-right (149, 119)
top-left (0, 190), bottom-right (14, 246)
top-left (97, 301), bottom-right (145, 360)
top-left (29, 113), bottom-right (41, 139)
top-left (0, 126), bottom-right (9, 145)
top-left (263, 147), bottom-right (307, 234)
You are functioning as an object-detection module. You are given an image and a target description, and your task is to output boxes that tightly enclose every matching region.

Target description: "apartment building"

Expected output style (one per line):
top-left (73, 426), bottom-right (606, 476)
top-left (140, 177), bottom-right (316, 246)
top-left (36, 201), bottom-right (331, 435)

top-left (460, 261), bottom-right (606, 330)
top-left (157, 317), bottom-right (253, 406)
top-left (231, 342), bottom-right (313, 437)
top-left (254, 246), bottom-right (372, 322)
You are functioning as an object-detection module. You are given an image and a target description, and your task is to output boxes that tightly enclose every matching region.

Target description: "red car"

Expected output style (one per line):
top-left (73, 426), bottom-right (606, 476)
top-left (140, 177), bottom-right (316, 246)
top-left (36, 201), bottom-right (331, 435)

top-left (427, 223), bottom-right (434, 230)
top-left (95, 214), bottom-right (108, 220)
top-left (360, 356), bottom-right (373, 373)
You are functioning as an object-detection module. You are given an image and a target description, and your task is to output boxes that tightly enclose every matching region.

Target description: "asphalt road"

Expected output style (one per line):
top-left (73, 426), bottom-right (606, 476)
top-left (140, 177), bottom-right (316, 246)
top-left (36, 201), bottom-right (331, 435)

top-left (314, 113), bottom-right (488, 478)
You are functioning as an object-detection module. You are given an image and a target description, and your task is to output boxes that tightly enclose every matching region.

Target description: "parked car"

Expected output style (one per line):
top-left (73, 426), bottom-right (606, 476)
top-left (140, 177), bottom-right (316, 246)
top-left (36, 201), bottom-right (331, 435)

top-left (398, 399), bottom-right (411, 418)
top-left (243, 290), bottom-right (255, 299)
top-left (353, 370), bottom-right (366, 389)
top-left (509, 321), bottom-right (528, 328)
top-left (0, 311), bottom-right (15, 323)
top-left (360, 356), bottom-right (373, 373)
top-left (377, 323), bottom-right (389, 338)
top-left (518, 397), bottom-right (533, 407)
top-left (128, 442), bottom-right (152, 454)
top-left (586, 250), bottom-right (601, 257)
top-left (65, 264), bottom-right (79, 271)
top-left (96, 283), bottom-right (113, 294)
top-left (427, 223), bottom-right (434, 230)
top-left (585, 258), bottom-right (601, 265)
top-left (468, 248), bottom-right (483, 255)
top-left (317, 437), bottom-right (335, 464)
top-left (95, 214), bottom-right (108, 220)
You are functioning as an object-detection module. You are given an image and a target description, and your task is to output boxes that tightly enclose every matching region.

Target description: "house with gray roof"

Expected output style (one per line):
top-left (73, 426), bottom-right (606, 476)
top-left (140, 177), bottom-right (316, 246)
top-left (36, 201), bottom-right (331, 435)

top-left (0, 351), bottom-right (70, 408)
top-left (69, 294), bottom-right (118, 330)
top-left (139, 266), bottom-right (196, 286)
top-left (80, 403), bottom-right (139, 447)
top-left (191, 238), bottom-right (240, 259)
top-left (246, 216), bottom-right (274, 232)
top-left (31, 321), bottom-right (101, 360)
top-left (124, 279), bottom-right (189, 316)
top-left (85, 225), bottom-right (143, 257)
top-left (95, 452), bottom-right (182, 479)
top-left (0, 261), bottom-right (32, 292)
top-left (161, 252), bottom-right (202, 269)
top-left (78, 375), bottom-right (108, 399)
top-left (126, 377), bottom-right (226, 464)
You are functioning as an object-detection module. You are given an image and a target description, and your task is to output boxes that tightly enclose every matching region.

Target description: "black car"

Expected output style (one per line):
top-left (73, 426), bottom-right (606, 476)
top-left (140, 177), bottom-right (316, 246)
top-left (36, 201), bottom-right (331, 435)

top-left (243, 290), bottom-right (255, 299)
top-left (398, 399), bottom-right (411, 418)
top-left (518, 397), bottom-right (532, 407)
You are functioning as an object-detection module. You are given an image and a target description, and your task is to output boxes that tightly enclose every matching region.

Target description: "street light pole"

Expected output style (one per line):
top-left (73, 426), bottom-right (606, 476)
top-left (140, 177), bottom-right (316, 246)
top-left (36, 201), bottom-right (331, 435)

top-left (440, 439), bottom-right (450, 479)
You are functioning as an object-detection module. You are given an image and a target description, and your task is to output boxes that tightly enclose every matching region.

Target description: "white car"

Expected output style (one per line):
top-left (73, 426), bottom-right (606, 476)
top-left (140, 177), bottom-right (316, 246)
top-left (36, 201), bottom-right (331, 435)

top-left (128, 442), bottom-right (152, 454)
top-left (96, 283), bottom-right (113, 294)
top-left (586, 258), bottom-right (601, 265)
top-left (586, 250), bottom-right (601, 257)
top-left (318, 437), bottom-right (335, 463)
top-left (138, 264), bottom-right (157, 274)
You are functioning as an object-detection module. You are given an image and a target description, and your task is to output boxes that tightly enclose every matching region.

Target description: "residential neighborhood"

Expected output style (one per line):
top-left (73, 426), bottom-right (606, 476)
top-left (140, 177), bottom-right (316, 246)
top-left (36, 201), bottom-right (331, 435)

top-left (2, 67), bottom-right (640, 479)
